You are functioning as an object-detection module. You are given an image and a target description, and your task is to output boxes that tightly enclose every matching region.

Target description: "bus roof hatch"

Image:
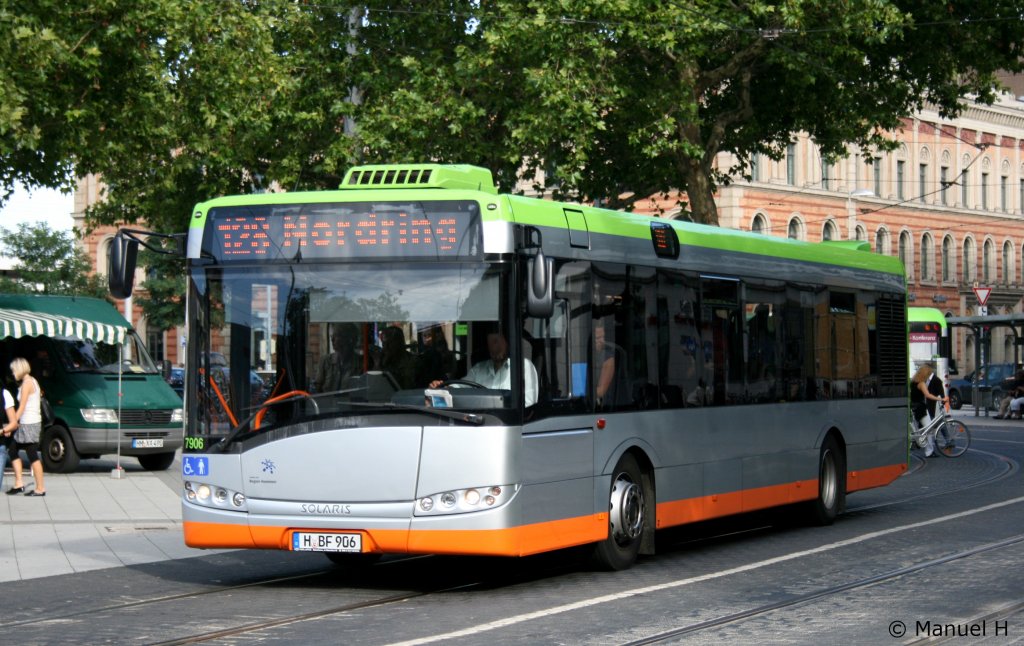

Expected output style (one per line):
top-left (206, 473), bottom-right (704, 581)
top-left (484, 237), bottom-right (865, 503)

top-left (340, 164), bottom-right (498, 195)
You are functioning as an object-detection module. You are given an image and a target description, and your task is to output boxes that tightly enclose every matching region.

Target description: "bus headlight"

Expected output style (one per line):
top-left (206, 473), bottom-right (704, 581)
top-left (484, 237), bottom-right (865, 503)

top-left (184, 481), bottom-right (247, 511)
top-left (170, 408), bottom-right (184, 423)
top-left (414, 484), bottom-right (518, 516)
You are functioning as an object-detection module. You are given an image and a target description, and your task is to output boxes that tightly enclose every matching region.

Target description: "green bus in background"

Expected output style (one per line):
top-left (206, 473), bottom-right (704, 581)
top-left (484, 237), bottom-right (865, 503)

top-left (0, 294), bottom-right (183, 472)
top-left (908, 306), bottom-right (952, 391)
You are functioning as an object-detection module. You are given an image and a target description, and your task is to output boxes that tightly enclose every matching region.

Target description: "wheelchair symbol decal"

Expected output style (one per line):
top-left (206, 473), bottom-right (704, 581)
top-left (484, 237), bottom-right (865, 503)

top-left (182, 457), bottom-right (209, 477)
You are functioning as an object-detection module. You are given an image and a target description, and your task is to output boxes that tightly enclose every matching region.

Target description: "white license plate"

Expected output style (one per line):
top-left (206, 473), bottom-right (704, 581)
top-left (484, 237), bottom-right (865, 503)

top-left (132, 439), bottom-right (164, 448)
top-left (292, 532), bottom-right (363, 553)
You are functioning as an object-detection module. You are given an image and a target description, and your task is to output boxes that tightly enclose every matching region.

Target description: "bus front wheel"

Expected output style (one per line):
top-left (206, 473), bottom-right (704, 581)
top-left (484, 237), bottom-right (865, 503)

top-left (592, 453), bottom-right (647, 571)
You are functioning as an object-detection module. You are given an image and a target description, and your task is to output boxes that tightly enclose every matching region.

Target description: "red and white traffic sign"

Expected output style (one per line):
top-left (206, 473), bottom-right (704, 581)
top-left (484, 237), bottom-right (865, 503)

top-left (973, 286), bottom-right (992, 306)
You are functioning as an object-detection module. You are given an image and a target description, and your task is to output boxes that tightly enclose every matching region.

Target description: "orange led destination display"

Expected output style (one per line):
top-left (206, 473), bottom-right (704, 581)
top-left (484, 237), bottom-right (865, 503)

top-left (208, 202), bottom-right (481, 260)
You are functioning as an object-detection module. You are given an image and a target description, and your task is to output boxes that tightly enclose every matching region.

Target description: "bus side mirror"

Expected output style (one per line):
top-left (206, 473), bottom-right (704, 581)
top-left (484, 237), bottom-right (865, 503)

top-left (526, 249), bottom-right (554, 318)
top-left (108, 232), bottom-right (139, 299)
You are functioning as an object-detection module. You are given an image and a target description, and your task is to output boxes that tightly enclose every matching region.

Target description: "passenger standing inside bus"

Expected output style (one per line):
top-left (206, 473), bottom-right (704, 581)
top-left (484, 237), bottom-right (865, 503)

top-left (314, 323), bottom-right (360, 393)
top-left (0, 385), bottom-right (17, 492)
top-left (378, 326), bottom-right (416, 389)
top-left (910, 363), bottom-right (947, 458)
top-left (5, 358), bottom-right (46, 496)
top-left (416, 327), bottom-right (456, 386)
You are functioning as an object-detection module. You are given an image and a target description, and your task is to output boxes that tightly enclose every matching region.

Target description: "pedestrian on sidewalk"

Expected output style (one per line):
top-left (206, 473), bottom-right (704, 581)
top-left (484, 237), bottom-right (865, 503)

top-left (0, 385), bottom-right (16, 491)
top-left (5, 358), bottom-right (46, 496)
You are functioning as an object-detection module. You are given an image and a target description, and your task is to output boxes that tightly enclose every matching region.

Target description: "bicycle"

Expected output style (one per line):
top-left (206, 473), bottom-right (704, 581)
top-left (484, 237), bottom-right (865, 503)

top-left (909, 401), bottom-right (971, 457)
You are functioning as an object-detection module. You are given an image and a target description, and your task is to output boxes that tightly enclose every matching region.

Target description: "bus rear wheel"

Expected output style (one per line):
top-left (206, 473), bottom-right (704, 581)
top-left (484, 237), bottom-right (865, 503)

top-left (592, 453), bottom-right (646, 571)
top-left (808, 436), bottom-right (845, 525)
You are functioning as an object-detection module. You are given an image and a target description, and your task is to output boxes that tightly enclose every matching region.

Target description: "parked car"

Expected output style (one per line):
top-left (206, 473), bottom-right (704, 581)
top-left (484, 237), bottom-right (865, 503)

top-left (166, 366), bottom-right (185, 398)
top-left (948, 363), bottom-right (1020, 410)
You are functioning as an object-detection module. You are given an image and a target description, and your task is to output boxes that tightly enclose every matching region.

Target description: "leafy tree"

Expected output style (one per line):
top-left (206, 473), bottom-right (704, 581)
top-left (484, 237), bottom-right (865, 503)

top-left (353, 1), bottom-right (1024, 222)
top-left (0, 222), bottom-right (106, 296)
top-left (4, 0), bottom-right (1024, 232)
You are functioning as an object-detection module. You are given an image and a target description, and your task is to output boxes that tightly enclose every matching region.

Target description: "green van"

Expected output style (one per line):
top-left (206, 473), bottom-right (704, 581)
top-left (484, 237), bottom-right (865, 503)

top-left (0, 294), bottom-right (183, 472)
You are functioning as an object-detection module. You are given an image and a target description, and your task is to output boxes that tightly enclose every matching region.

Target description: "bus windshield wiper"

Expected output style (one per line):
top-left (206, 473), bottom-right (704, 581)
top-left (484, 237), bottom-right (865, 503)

top-left (302, 387), bottom-right (487, 425)
top-left (209, 390), bottom-right (485, 452)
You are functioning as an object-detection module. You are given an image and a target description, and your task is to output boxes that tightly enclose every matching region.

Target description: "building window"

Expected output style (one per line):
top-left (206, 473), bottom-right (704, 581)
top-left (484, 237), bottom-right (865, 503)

top-left (983, 239), bottom-right (993, 282)
top-left (896, 161), bottom-right (905, 200)
top-left (822, 220), bottom-right (837, 241)
top-left (919, 163), bottom-right (928, 203)
top-left (786, 144), bottom-right (796, 186)
top-left (1001, 175), bottom-right (1008, 212)
top-left (147, 330), bottom-right (166, 363)
top-left (821, 158), bottom-right (831, 190)
top-left (751, 213), bottom-right (766, 233)
top-left (750, 154), bottom-right (760, 182)
top-left (962, 170), bottom-right (970, 207)
top-left (981, 172), bottom-right (989, 210)
top-left (921, 233), bottom-right (933, 280)
top-left (963, 238), bottom-right (975, 282)
top-left (873, 158), bottom-right (882, 197)
top-left (940, 167), bottom-right (949, 205)
top-left (100, 239), bottom-right (113, 277)
top-left (875, 228), bottom-right (889, 255)
top-left (1003, 240), bottom-right (1013, 284)
top-left (899, 231), bottom-right (911, 275)
top-left (788, 217), bottom-right (801, 240)
top-left (855, 224), bottom-right (867, 241)
top-left (942, 236), bottom-right (953, 282)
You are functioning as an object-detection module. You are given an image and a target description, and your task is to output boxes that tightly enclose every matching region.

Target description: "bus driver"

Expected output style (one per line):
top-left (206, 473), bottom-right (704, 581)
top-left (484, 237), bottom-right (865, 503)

top-left (430, 329), bottom-right (538, 407)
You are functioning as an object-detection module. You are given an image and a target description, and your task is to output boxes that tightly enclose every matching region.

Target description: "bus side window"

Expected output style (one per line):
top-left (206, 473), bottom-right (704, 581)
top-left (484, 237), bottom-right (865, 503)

top-left (525, 260), bottom-right (589, 420)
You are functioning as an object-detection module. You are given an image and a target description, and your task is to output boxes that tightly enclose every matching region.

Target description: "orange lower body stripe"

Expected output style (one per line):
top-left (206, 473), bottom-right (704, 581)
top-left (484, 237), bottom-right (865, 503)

top-left (184, 463), bottom-right (907, 555)
top-left (185, 514), bottom-right (607, 557)
top-left (846, 462), bottom-right (907, 492)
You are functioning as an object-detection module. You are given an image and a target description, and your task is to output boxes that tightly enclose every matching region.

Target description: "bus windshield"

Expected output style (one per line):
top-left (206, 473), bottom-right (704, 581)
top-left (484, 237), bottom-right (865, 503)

top-left (189, 262), bottom-right (515, 439)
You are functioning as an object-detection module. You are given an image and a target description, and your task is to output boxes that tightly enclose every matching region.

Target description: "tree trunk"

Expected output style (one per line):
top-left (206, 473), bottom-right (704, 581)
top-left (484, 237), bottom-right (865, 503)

top-left (683, 158), bottom-right (719, 225)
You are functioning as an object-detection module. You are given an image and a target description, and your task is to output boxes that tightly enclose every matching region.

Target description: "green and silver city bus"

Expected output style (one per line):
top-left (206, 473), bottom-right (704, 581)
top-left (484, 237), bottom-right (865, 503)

top-left (110, 163), bottom-right (909, 570)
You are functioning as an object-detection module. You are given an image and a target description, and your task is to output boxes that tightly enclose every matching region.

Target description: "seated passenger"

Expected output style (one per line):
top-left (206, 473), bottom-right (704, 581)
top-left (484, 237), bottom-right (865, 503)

top-left (594, 323), bottom-right (624, 409)
top-left (686, 379), bottom-right (710, 407)
top-left (430, 329), bottom-right (538, 406)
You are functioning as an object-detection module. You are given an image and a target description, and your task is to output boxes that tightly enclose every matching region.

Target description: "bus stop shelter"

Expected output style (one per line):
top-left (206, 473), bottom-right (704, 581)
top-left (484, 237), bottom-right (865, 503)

top-left (946, 313), bottom-right (1024, 416)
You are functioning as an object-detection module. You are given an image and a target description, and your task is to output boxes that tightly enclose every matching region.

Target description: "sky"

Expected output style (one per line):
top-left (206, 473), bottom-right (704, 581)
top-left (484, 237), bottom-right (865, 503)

top-left (0, 184), bottom-right (75, 233)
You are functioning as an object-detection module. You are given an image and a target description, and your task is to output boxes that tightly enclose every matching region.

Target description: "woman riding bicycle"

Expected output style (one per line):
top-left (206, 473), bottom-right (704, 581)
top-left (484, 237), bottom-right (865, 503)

top-left (911, 363), bottom-right (947, 457)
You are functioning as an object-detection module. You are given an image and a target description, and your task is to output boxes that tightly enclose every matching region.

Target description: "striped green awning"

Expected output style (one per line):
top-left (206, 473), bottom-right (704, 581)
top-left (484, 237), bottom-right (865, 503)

top-left (0, 307), bottom-right (126, 345)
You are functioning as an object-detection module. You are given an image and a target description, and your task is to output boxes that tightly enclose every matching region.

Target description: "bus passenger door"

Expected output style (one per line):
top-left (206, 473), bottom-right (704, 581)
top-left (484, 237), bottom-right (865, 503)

top-left (521, 260), bottom-right (595, 530)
